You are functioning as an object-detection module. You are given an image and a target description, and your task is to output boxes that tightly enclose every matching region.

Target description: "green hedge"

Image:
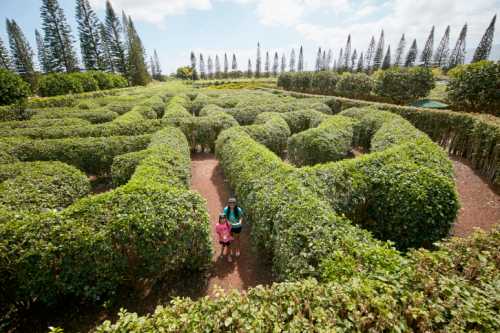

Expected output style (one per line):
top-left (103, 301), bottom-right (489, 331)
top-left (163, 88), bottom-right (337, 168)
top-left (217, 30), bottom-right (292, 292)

top-left (110, 150), bottom-right (149, 186)
top-left (38, 72), bottom-right (128, 97)
top-left (336, 72), bottom-right (374, 99)
top-left (288, 115), bottom-right (355, 166)
top-left (2, 134), bottom-right (151, 174)
top-left (0, 117), bottom-right (90, 129)
top-left (95, 227), bottom-right (499, 332)
top-left (0, 68), bottom-right (31, 106)
top-left (32, 107), bottom-right (119, 123)
top-left (0, 161), bottom-right (90, 212)
top-left (242, 112), bottom-right (291, 155)
top-left (278, 109), bottom-right (329, 134)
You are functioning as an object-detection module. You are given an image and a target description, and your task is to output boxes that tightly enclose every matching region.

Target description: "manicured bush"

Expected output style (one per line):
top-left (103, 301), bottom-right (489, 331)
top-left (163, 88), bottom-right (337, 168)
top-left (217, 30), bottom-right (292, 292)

top-left (374, 67), bottom-right (435, 104)
top-left (0, 161), bottom-right (90, 212)
top-left (335, 72), bottom-right (374, 99)
top-left (288, 115), bottom-right (355, 166)
top-left (447, 60), bottom-right (500, 115)
top-left (0, 117), bottom-right (90, 129)
top-left (111, 149), bottom-right (149, 186)
top-left (0, 69), bottom-right (30, 106)
top-left (27, 95), bottom-right (77, 109)
top-left (32, 107), bottom-right (119, 123)
top-left (311, 71), bottom-right (340, 94)
top-left (71, 72), bottom-right (100, 92)
top-left (38, 73), bottom-right (84, 97)
top-left (243, 112), bottom-right (291, 155)
top-left (279, 109), bottom-right (330, 134)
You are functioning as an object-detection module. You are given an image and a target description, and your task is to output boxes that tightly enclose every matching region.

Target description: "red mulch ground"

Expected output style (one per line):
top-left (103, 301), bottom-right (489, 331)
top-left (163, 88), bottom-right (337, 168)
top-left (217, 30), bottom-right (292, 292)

top-left (190, 153), bottom-right (274, 296)
top-left (451, 156), bottom-right (500, 237)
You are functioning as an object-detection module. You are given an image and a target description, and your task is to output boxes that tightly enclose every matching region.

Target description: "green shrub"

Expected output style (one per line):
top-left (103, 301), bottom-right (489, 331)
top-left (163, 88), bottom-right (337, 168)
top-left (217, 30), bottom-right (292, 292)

top-left (242, 112), bottom-right (291, 155)
top-left (32, 107), bottom-right (119, 123)
top-left (27, 95), bottom-right (77, 109)
top-left (0, 161), bottom-right (90, 212)
top-left (0, 117), bottom-right (90, 129)
top-left (335, 72), bottom-right (374, 99)
top-left (71, 72), bottom-right (100, 92)
top-left (311, 71), bottom-right (340, 94)
top-left (374, 67), bottom-right (435, 104)
top-left (111, 150), bottom-right (149, 186)
top-left (38, 73), bottom-right (84, 97)
top-left (447, 60), bottom-right (500, 115)
top-left (279, 109), bottom-right (330, 134)
top-left (0, 69), bottom-right (30, 106)
top-left (288, 115), bottom-right (355, 166)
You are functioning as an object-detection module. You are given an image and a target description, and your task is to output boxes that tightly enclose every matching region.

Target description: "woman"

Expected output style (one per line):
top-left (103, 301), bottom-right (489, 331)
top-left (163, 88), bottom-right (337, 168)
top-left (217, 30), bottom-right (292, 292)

top-left (223, 197), bottom-right (243, 257)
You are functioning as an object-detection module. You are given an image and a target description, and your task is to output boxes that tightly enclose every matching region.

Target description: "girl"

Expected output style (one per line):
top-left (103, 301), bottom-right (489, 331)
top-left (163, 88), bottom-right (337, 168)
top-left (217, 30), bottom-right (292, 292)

top-left (223, 197), bottom-right (243, 257)
top-left (215, 213), bottom-right (233, 262)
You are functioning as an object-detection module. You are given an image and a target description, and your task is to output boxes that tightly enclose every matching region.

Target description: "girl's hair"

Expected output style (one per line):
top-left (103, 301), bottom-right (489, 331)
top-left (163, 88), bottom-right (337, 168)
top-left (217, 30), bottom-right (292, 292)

top-left (227, 205), bottom-right (241, 220)
top-left (219, 214), bottom-right (226, 223)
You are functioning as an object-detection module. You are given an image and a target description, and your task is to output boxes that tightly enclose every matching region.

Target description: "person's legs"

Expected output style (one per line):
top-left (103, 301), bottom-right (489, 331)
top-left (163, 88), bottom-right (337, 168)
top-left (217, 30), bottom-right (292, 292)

top-left (227, 243), bottom-right (232, 262)
top-left (231, 227), bottom-right (242, 256)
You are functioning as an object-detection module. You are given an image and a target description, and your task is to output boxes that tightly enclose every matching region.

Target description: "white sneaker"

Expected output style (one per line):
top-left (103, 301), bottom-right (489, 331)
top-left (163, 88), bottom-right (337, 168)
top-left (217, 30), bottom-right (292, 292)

top-left (228, 255), bottom-right (233, 262)
top-left (236, 250), bottom-right (240, 257)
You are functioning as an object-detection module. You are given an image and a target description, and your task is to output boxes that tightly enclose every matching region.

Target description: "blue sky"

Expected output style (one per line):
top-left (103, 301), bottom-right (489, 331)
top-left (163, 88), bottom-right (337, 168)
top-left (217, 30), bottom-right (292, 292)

top-left (0, 0), bottom-right (498, 73)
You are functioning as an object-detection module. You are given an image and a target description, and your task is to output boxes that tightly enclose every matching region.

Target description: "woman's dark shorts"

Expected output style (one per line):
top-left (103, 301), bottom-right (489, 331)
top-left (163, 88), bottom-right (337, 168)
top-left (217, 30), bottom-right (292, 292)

top-left (219, 241), bottom-right (231, 246)
top-left (231, 226), bottom-right (242, 234)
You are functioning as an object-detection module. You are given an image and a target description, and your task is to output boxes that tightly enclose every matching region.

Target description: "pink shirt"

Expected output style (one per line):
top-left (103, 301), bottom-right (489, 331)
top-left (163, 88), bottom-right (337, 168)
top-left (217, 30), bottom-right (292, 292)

top-left (216, 222), bottom-right (233, 242)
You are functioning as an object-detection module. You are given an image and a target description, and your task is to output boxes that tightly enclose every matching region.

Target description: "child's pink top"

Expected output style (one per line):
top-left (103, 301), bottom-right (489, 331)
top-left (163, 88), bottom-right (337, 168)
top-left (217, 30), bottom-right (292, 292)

top-left (216, 222), bottom-right (233, 242)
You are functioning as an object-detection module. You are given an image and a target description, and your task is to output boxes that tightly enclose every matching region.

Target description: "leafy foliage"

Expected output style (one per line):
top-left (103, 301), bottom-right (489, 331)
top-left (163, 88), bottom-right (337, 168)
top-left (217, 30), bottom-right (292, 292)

top-left (374, 67), bottom-right (435, 104)
top-left (0, 69), bottom-right (30, 106)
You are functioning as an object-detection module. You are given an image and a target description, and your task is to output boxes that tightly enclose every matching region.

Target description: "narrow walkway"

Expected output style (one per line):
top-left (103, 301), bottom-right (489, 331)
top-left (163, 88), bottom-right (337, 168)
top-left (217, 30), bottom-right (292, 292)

top-left (451, 156), bottom-right (500, 237)
top-left (190, 153), bottom-right (273, 296)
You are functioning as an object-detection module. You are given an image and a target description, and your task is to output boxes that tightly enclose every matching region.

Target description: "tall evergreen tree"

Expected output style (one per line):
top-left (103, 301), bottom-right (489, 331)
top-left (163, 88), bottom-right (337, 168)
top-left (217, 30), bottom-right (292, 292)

top-left (76, 0), bottom-right (105, 70)
top-left (351, 49), bottom-right (357, 70)
top-left (281, 53), bottom-right (286, 73)
top-left (190, 51), bottom-right (198, 80)
top-left (125, 16), bottom-right (150, 85)
top-left (207, 56), bottom-right (213, 79)
top-left (382, 45), bottom-right (391, 69)
top-left (405, 39), bottom-right (418, 67)
top-left (264, 51), bottom-right (270, 77)
top-left (247, 58), bottom-right (252, 78)
top-left (150, 56), bottom-right (156, 78)
top-left (472, 15), bottom-right (496, 62)
top-left (223, 53), bottom-right (229, 77)
top-left (337, 48), bottom-right (343, 71)
top-left (153, 49), bottom-right (161, 79)
top-left (420, 26), bottom-right (434, 67)
top-left (6, 19), bottom-right (36, 88)
top-left (315, 47), bottom-right (322, 71)
top-left (343, 35), bottom-right (352, 70)
top-left (40, 0), bottom-right (78, 72)
top-left (356, 51), bottom-right (364, 72)
top-left (448, 23), bottom-right (467, 69)
top-left (35, 29), bottom-right (50, 73)
top-left (372, 30), bottom-right (385, 70)
top-left (365, 36), bottom-right (376, 71)
top-left (394, 34), bottom-right (406, 67)
top-left (322, 50), bottom-right (326, 70)
top-left (255, 42), bottom-right (262, 77)
top-left (433, 26), bottom-right (450, 68)
top-left (231, 54), bottom-right (237, 72)
top-left (289, 48), bottom-right (296, 72)
top-left (0, 36), bottom-right (12, 70)
top-left (215, 55), bottom-right (221, 78)
top-left (298, 46), bottom-right (304, 72)
top-left (272, 52), bottom-right (279, 76)
top-left (199, 53), bottom-right (206, 79)
top-left (99, 23), bottom-right (114, 72)
top-left (326, 49), bottom-right (333, 70)
top-left (104, 0), bottom-right (127, 75)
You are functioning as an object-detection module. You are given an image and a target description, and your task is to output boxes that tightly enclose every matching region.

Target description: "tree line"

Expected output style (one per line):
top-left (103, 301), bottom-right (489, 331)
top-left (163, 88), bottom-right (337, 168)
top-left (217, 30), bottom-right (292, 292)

top-left (189, 15), bottom-right (496, 79)
top-left (0, 0), bottom-right (161, 89)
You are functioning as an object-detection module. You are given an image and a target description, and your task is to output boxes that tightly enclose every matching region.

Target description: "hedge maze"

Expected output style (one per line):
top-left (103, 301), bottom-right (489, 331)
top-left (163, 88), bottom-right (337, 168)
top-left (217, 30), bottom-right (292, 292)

top-left (1, 83), bottom-right (499, 331)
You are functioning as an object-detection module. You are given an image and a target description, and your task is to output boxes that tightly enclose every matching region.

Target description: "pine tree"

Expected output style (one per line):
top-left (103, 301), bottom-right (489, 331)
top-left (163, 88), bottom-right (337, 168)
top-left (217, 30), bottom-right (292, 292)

top-left (281, 53), bottom-right (286, 73)
top-left (343, 35), bottom-right (352, 70)
top-left (125, 16), bottom-right (150, 85)
top-left (372, 30), bottom-right (384, 70)
top-left (298, 46), bottom-right (304, 72)
top-left (207, 56), bottom-right (213, 79)
top-left (255, 42), bottom-right (261, 78)
top-left (247, 58), bottom-right (252, 78)
top-left (382, 45), bottom-right (391, 69)
top-left (35, 29), bottom-right (50, 73)
top-left (0, 36), bottom-right (12, 70)
top-left (199, 54), bottom-right (206, 79)
top-left (321, 50), bottom-right (326, 70)
top-left (356, 51), bottom-right (364, 72)
top-left (433, 26), bottom-right (450, 68)
top-left (264, 51), bottom-right (270, 77)
top-left (420, 26), bottom-right (434, 67)
top-left (190, 51), bottom-right (198, 80)
top-left (333, 60), bottom-right (337, 71)
top-left (272, 52), bottom-right (279, 76)
top-left (315, 47), bottom-right (322, 71)
top-left (76, 0), bottom-right (105, 70)
top-left (215, 55), bottom-right (221, 78)
top-left (472, 15), bottom-right (496, 62)
top-left (337, 48), bottom-right (343, 71)
top-left (326, 49), bottom-right (333, 70)
top-left (40, 0), bottom-right (78, 72)
top-left (351, 49), bottom-right (357, 70)
top-left (223, 53), bottom-right (229, 78)
top-left (153, 50), bottom-right (161, 80)
top-left (394, 34), bottom-right (406, 67)
top-left (6, 19), bottom-right (36, 88)
top-left (99, 22), bottom-right (114, 72)
top-left (365, 36), bottom-right (376, 72)
top-left (150, 56), bottom-right (156, 78)
top-left (231, 54), bottom-right (237, 72)
top-left (405, 39), bottom-right (418, 67)
top-left (289, 48), bottom-right (296, 72)
top-left (448, 23), bottom-right (467, 69)
top-left (104, 0), bottom-right (127, 75)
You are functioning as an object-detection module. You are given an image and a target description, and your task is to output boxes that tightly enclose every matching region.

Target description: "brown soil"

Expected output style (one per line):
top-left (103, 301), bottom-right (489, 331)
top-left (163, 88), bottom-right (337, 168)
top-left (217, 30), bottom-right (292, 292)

top-left (190, 153), bottom-right (274, 296)
top-left (451, 156), bottom-right (500, 237)
top-left (87, 174), bottom-right (113, 195)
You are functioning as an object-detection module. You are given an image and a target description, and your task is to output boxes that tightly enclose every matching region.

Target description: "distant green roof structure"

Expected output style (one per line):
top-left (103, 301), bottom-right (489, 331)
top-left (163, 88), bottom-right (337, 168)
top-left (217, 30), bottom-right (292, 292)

top-left (411, 99), bottom-right (449, 109)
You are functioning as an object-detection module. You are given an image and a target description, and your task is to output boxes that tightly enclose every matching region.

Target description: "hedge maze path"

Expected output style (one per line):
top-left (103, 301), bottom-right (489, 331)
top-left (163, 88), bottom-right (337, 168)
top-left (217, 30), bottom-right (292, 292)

top-left (190, 153), bottom-right (273, 295)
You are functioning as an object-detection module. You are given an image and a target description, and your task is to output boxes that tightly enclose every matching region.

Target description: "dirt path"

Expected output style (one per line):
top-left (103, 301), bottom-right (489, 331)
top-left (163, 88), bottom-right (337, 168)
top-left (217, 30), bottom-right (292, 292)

top-left (451, 156), bottom-right (500, 237)
top-left (190, 153), bottom-right (273, 296)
